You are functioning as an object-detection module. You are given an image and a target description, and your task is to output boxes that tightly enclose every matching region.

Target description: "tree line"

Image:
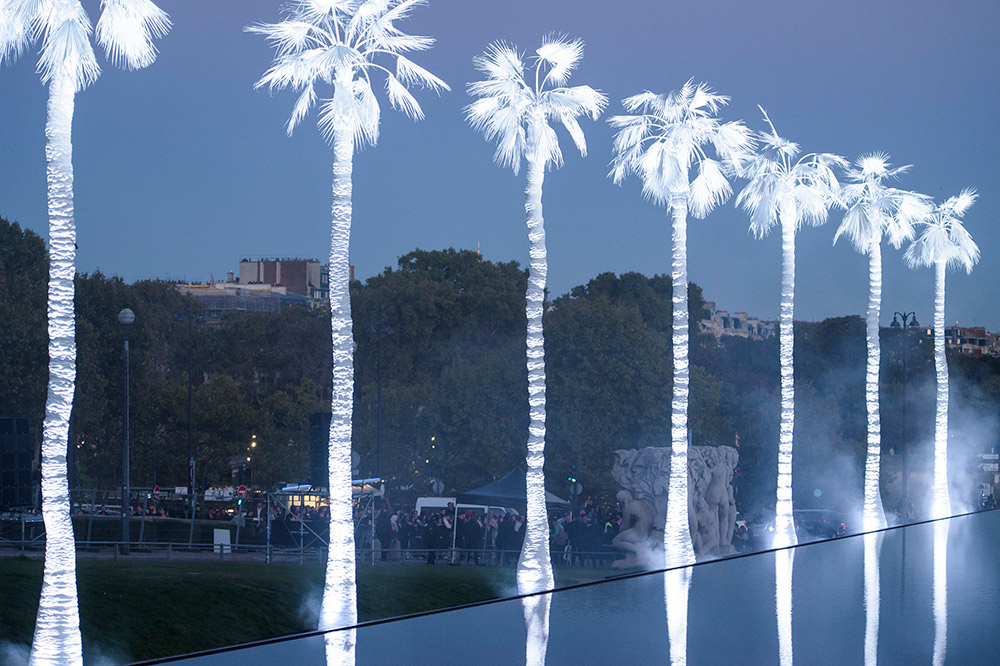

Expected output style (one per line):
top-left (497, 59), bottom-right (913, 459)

top-left (3, 219), bottom-right (998, 512)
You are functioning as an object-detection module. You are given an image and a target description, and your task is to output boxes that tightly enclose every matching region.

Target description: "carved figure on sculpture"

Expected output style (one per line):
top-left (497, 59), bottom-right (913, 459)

top-left (612, 446), bottom-right (738, 567)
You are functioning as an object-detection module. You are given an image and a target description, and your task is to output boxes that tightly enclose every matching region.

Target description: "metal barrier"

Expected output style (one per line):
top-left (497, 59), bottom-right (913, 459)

top-left (0, 537), bottom-right (623, 568)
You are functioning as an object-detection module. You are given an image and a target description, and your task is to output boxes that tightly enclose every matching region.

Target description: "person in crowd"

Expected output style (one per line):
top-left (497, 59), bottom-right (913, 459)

top-left (375, 502), bottom-right (392, 561)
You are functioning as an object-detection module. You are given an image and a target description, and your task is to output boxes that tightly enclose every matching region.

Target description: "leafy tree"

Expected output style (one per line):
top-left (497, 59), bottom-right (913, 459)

top-left (351, 249), bottom-right (527, 498)
top-left (0, 218), bottom-right (47, 421)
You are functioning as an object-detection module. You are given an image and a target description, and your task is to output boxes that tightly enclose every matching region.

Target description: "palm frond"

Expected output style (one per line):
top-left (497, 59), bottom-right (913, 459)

top-left (620, 90), bottom-right (659, 114)
top-left (36, 1), bottom-right (100, 89)
top-left (317, 78), bottom-right (358, 137)
top-left (286, 82), bottom-right (317, 135)
top-left (946, 187), bottom-right (977, 216)
top-left (794, 184), bottom-right (832, 227)
top-left (755, 106), bottom-right (799, 159)
top-left (610, 82), bottom-right (748, 208)
top-left (896, 190), bottom-right (933, 225)
top-left (369, 31), bottom-right (433, 53)
top-left (689, 158), bottom-right (732, 218)
top-left (540, 85), bottom-right (606, 119)
top-left (472, 41), bottom-right (523, 81)
top-left (558, 112), bottom-right (587, 156)
top-left (382, 0), bottom-right (426, 23)
top-left (903, 232), bottom-right (935, 269)
top-left (253, 49), bottom-right (326, 91)
top-left (318, 75), bottom-right (381, 146)
top-left (298, 0), bottom-right (355, 23)
top-left (466, 76), bottom-right (523, 101)
top-left (833, 202), bottom-right (875, 250)
top-left (396, 54), bottom-right (449, 91)
top-left (245, 20), bottom-right (315, 57)
top-left (95, 0), bottom-right (170, 71)
top-left (531, 120), bottom-right (563, 169)
top-left (251, 0), bottom-right (442, 148)
top-left (353, 75), bottom-right (381, 145)
top-left (947, 221), bottom-right (980, 273)
top-left (712, 121), bottom-right (755, 174)
top-left (638, 140), bottom-right (681, 204)
top-left (385, 71), bottom-right (423, 119)
top-left (0, 0), bottom-right (32, 64)
top-left (536, 34), bottom-right (582, 87)
top-left (466, 36), bottom-right (600, 173)
top-left (905, 189), bottom-right (978, 273)
top-left (688, 81), bottom-right (728, 115)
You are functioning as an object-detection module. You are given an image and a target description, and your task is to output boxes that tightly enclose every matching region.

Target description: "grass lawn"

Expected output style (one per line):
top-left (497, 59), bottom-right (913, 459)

top-left (0, 557), bottom-right (619, 663)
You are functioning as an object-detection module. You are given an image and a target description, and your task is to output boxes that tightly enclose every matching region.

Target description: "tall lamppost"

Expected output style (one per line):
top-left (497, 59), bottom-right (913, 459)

top-left (890, 311), bottom-right (919, 514)
top-left (118, 308), bottom-right (135, 555)
top-left (173, 309), bottom-right (199, 500)
top-left (367, 321), bottom-right (393, 480)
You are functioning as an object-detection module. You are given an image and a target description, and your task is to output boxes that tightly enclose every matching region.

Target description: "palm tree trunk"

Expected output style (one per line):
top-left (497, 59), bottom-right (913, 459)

top-left (517, 156), bottom-right (554, 596)
top-left (665, 194), bottom-right (695, 566)
top-left (863, 242), bottom-right (886, 530)
top-left (521, 593), bottom-right (551, 666)
top-left (320, 128), bottom-right (358, 662)
top-left (665, 565), bottom-right (693, 666)
top-left (774, 207), bottom-right (797, 549)
top-left (930, 261), bottom-right (950, 519)
top-left (932, 520), bottom-right (949, 665)
top-left (30, 71), bottom-right (83, 666)
top-left (775, 548), bottom-right (794, 666)
top-left (863, 531), bottom-right (883, 666)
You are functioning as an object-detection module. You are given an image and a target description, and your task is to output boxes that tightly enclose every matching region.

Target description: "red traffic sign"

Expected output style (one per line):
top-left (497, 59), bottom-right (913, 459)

top-left (153, 485), bottom-right (160, 500)
top-left (237, 485), bottom-right (248, 498)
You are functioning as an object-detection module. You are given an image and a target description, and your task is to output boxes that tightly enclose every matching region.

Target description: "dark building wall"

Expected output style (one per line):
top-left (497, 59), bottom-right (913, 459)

top-left (279, 261), bottom-right (309, 296)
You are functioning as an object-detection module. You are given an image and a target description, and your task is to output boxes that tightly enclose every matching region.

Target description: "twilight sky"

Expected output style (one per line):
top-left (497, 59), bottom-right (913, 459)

top-left (2, 0), bottom-right (998, 328)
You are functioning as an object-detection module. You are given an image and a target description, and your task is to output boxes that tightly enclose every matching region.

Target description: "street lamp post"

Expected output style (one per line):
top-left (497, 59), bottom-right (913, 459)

top-left (367, 321), bottom-right (393, 480)
top-left (890, 311), bottom-right (919, 514)
top-left (118, 308), bottom-right (135, 555)
top-left (174, 309), bottom-right (200, 508)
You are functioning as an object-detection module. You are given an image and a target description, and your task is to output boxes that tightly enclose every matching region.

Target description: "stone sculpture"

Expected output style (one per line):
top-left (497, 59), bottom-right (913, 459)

top-left (612, 446), bottom-right (738, 567)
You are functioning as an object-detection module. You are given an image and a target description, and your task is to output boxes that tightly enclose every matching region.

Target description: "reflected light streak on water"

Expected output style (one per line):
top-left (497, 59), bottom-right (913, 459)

top-left (324, 628), bottom-right (355, 666)
top-left (775, 548), bottom-right (794, 666)
top-left (521, 593), bottom-right (551, 666)
top-left (932, 520), bottom-right (948, 666)
top-left (665, 566), bottom-right (692, 666)
top-left (863, 532), bottom-right (882, 666)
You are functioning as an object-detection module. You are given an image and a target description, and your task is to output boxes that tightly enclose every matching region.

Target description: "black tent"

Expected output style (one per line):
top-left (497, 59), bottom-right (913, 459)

top-left (456, 468), bottom-right (571, 512)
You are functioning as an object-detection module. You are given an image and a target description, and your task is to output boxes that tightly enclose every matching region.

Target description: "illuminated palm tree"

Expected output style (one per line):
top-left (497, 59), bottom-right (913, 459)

top-left (609, 81), bottom-right (752, 566)
top-left (465, 36), bottom-right (606, 596)
top-left (833, 153), bottom-right (930, 532)
top-left (0, 1), bottom-right (169, 664)
top-left (904, 189), bottom-right (979, 520)
top-left (248, 2), bottom-right (447, 657)
top-left (736, 107), bottom-right (846, 549)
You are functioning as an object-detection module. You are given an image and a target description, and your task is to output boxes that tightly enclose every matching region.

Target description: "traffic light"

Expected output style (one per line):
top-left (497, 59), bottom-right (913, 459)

top-left (567, 476), bottom-right (576, 483)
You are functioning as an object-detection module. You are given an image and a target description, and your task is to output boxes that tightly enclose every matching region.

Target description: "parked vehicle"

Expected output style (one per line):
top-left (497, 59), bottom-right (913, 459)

top-left (746, 508), bottom-right (848, 549)
top-left (793, 509), bottom-right (848, 540)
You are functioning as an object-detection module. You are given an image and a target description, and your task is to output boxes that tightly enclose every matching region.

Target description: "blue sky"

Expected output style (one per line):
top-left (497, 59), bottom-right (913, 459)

top-left (2, 0), bottom-right (998, 328)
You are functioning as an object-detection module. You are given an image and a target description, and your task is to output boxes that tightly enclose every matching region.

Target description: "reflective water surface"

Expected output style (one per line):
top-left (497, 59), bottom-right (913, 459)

top-left (142, 510), bottom-right (999, 666)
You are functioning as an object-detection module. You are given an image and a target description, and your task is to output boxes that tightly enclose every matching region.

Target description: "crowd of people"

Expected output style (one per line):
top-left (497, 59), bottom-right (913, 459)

top-left (353, 496), bottom-right (625, 566)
